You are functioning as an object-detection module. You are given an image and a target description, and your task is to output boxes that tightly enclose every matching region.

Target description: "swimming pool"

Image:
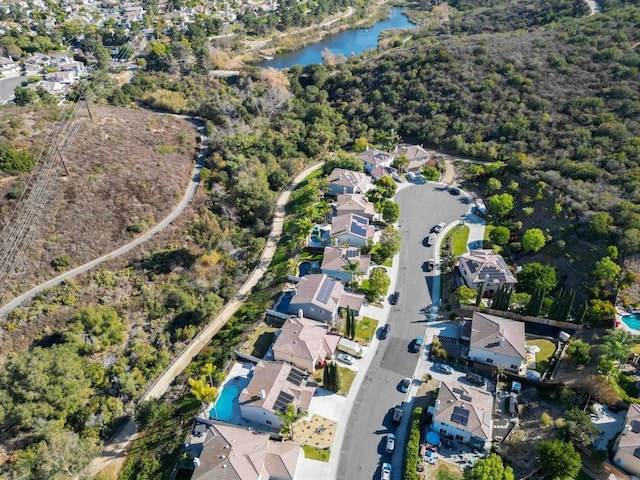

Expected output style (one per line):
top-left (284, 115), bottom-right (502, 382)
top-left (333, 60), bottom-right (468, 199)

top-left (210, 384), bottom-right (238, 421)
top-left (622, 314), bottom-right (640, 331)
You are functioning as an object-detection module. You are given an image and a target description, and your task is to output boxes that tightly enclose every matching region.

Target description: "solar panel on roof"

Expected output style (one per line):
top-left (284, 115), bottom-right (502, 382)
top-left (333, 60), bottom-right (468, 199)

top-left (351, 222), bottom-right (367, 237)
top-left (317, 278), bottom-right (334, 304)
top-left (451, 406), bottom-right (470, 426)
top-left (452, 388), bottom-right (464, 395)
top-left (460, 394), bottom-right (473, 402)
top-left (274, 391), bottom-right (295, 412)
top-left (635, 447), bottom-right (640, 459)
top-left (287, 369), bottom-right (304, 386)
top-left (632, 420), bottom-right (640, 433)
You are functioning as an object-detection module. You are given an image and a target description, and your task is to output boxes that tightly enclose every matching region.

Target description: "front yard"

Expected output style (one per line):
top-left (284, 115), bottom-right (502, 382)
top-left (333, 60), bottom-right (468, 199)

top-left (313, 365), bottom-right (357, 396)
top-left (527, 338), bottom-right (556, 374)
top-left (356, 316), bottom-right (379, 343)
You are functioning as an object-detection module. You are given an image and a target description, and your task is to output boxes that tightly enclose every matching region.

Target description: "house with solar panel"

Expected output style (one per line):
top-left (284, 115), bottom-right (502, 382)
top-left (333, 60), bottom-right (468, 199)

top-left (395, 144), bottom-right (433, 173)
top-left (239, 361), bottom-right (315, 431)
top-left (357, 147), bottom-right (392, 173)
top-left (461, 311), bottom-right (528, 375)
top-left (326, 168), bottom-right (371, 196)
top-left (458, 249), bottom-right (517, 293)
top-left (321, 246), bottom-right (371, 284)
top-left (178, 417), bottom-right (302, 480)
top-left (288, 274), bottom-right (364, 323)
top-left (613, 404), bottom-right (640, 475)
top-left (428, 380), bottom-right (494, 451)
top-left (330, 213), bottom-right (376, 247)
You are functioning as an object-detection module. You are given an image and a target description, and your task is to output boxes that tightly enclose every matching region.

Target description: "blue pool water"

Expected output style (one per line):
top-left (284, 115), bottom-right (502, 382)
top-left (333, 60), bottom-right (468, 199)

top-left (299, 261), bottom-right (311, 277)
top-left (210, 384), bottom-right (238, 421)
top-left (276, 290), bottom-right (295, 313)
top-left (622, 314), bottom-right (640, 331)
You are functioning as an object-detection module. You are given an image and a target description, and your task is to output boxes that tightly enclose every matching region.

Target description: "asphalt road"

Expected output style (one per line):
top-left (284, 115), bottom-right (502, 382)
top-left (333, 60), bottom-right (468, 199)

top-left (337, 182), bottom-right (470, 480)
top-left (0, 75), bottom-right (24, 103)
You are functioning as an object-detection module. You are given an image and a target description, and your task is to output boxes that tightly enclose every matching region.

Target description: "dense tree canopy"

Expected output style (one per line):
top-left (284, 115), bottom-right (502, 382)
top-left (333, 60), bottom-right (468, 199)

top-left (516, 263), bottom-right (558, 294)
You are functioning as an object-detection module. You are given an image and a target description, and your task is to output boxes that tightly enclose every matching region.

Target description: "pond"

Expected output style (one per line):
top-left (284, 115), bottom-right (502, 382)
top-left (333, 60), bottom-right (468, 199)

top-left (262, 7), bottom-right (416, 70)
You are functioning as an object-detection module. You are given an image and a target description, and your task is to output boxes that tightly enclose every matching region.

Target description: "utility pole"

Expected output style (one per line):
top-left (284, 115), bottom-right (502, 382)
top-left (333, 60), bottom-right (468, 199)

top-left (82, 96), bottom-right (94, 123)
top-left (53, 138), bottom-right (70, 176)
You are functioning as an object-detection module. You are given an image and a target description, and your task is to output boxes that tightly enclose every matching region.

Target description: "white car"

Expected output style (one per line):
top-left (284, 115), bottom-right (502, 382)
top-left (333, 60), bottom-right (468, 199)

top-left (336, 353), bottom-right (355, 365)
top-left (381, 463), bottom-right (392, 480)
top-left (400, 377), bottom-right (411, 393)
top-left (385, 433), bottom-right (396, 453)
top-left (434, 222), bottom-right (446, 233)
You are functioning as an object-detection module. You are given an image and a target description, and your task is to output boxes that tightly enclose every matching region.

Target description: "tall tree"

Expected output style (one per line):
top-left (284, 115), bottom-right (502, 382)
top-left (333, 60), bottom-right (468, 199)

top-left (561, 407), bottom-right (600, 447)
top-left (275, 403), bottom-right (303, 440)
top-left (537, 438), bottom-right (581, 480)
top-left (522, 228), bottom-right (547, 252)
top-left (368, 267), bottom-right (391, 300)
top-left (517, 263), bottom-right (557, 294)
top-left (464, 453), bottom-right (514, 480)
top-left (188, 377), bottom-right (218, 416)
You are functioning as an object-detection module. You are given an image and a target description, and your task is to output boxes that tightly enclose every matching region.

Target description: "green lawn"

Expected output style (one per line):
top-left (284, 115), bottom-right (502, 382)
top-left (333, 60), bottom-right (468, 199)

top-left (527, 338), bottom-right (556, 373)
top-left (314, 366), bottom-right (357, 396)
top-left (356, 316), bottom-right (378, 344)
top-left (450, 224), bottom-right (470, 255)
top-left (241, 325), bottom-right (277, 358)
top-left (303, 444), bottom-right (330, 462)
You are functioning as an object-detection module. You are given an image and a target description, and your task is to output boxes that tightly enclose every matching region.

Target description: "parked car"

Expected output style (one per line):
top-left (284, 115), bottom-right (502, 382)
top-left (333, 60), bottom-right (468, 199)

top-left (380, 323), bottom-right (391, 339)
top-left (412, 336), bottom-right (424, 353)
top-left (381, 463), bottom-right (392, 480)
top-left (449, 186), bottom-right (461, 195)
top-left (434, 221), bottom-right (446, 233)
top-left (390, 291), bottom-right (400, 305)
top-left (424, 233), bottom-right (437, 246)
top-left (336, 353), bottom-right (355, 365)
top-left (400, 377), bottom-right (412, 393)
top-left (466, 372), bottom-right (487, 386)
top-left (385, 433), bottom-right (396, 453)
top-left (434, 363), bottom-right (453, 374)
top-left (392, 405), bottom-right (403, 425)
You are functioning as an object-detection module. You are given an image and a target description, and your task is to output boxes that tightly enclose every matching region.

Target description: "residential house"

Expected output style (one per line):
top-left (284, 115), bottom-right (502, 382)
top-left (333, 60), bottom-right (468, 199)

top-left (331, 213), bottom-right (375, 247)
top-left (335, 194), bottom-right (375, 222)
top-left (0, 56), bottom-right (19, 76)
top-left (288, 273), bottom-right (364, 323)
top-left (458, 249), bottom-right (517, 293)
top-left (397, 144), bottom-right (432, 172)
top-left (272, 317), bottom-right (340, 373)
top-left (180, 417), bottom-right (302, 480)
top-left (321, 245), bottom-right (370, 284)
top-left (369, 165), bottom-right (396, 181)
top-left (288, 274), bottom-right (343, 323)
top-left (239, 361), bottom-right (315, 430)
top-left (613, 404), bottom-right (640, 476)
top-left (357, 147), bottom-right (391, 173)
top-left (461, 311), bottom-right (527, 375)
top-left (428, 380), bottom-right (494, 451)
top-left (326, 168), bottom-right (371, 196)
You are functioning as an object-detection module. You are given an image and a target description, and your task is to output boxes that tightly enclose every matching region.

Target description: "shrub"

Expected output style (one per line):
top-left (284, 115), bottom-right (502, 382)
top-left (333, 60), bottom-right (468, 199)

top-left (51, 254), bottom-right (72, 271)
top-left (540, 412), bottom-right (553, 426)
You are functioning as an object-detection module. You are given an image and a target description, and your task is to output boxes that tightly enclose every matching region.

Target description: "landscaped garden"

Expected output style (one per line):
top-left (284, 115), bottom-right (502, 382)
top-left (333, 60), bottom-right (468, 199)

top-left (527, 338), bottom-right (556, 374)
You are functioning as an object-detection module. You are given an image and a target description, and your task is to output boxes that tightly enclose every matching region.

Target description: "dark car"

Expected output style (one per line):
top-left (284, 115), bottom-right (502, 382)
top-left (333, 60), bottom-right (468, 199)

top-left (380, 323), bottom-right (391, 339)
top-left (466, 372), bottom-right (487, 386)
top-left (390, 291), bottom-right (400, 305)
top-left (392, 405), bottom-right (403, 425)
top-left (449, 187), bottom-right (461, 195)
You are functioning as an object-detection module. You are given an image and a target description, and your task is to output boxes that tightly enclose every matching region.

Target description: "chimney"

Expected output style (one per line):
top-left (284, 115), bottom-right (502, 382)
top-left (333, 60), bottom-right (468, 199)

top-left (259, 389), bottom-right (266, 399)
top-left (298, 308), bottom-right (304, 318)
top-left (498, 335), bottom-right (505, 346)
top-left (434, 399), bottom-right (440, 412)
top-left (193, 457), bottom-right (201, 468)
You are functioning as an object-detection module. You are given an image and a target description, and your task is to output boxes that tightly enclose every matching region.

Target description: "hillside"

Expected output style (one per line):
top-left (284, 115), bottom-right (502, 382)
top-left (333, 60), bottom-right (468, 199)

top-left (0, 105), bottom-right (197, 299)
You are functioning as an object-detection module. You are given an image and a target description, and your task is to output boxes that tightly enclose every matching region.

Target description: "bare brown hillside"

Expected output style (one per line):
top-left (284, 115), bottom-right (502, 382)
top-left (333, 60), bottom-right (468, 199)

top-left (0, 105), bottom-right (197, 299)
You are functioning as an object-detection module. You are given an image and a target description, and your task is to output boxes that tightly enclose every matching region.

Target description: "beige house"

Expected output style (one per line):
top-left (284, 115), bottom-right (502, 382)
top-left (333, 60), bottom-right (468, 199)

top-left (458, 249), bottom-right (517, 293)
top-left (429, 381), bottom-right (494, 451)
top-left (397, 144), bottom-right (432, 172)
top-left (321, 245), bottom-right (371, 284)
top-left (182, 417), bottom-right (302, 480)
top-left (239, 361), bottom-right (315, 430)
top-left (272, 317), bottom-right (340, 373)
top-left (335, 194), bottom-right (376, 222)
top-left (613, 404), bottom-right (640, 475)
top-left (357, 147), bottom-right (391, 173)
top-left (462, 311), bottom-right (527, 375)
top-left (331, 213), bottom-right (375, 247)
top-left (326, 168), bottom-right (371, 196)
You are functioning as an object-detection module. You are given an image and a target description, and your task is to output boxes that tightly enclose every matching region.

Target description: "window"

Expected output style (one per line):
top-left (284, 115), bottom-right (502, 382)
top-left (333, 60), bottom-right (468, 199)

top-left (455, 435), bottom-right (464, 441)
top-left (486, 358), bottom-right (493, 364)
top-left (511, 364), bottom-right (518, 370)
top-left (439, 429), bottom-right (447, 435)
top-left (310, 307), bottom-right (315, 312)
top-left (266, 420), bottom-right (272, 425)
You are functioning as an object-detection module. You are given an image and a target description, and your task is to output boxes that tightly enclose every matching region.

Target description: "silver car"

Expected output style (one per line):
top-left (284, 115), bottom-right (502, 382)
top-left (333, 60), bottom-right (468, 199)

top-left (336, 353), bottom-right (355, 365)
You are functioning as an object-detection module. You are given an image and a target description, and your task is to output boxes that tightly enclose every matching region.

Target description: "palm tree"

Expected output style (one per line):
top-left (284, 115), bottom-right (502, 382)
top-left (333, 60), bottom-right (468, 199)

top-left (599, 329), bottom-right (635, 365)
top-left (201, 363), bottom-right (218, 387)
top-left (287, 258), bottom-right (298, 276)
top-left (494, 366), bottom-right (505, 388)
top-left (343, 260), bottom-right (361, 284)
top-left (276, 403), bottom-right (303, 440)
top-left (189, 377), bottom-right (218, 417)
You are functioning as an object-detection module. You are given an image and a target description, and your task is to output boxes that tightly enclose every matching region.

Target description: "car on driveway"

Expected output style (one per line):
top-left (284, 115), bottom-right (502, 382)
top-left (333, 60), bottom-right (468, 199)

top-left (385, 433), bottom-right (396, 453)
top-left (381, 463), bottom-right (392, 480)
top-left (390, 291), bottom-right (400, 305)
top-left (433, 363), bottom-right (453, 374)
top-left (400, 377), bottom-right (411, 393)
top-left (466, 372), bottom-right (487, 386)
top-left (337, 353), bottom-right (355, 365)
top-left (380, 323), bottom-right (391, 339)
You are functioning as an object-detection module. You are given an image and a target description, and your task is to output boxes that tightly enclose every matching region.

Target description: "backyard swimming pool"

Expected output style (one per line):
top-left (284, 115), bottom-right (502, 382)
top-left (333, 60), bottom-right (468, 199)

top-left (622, 314), bottom-right (640, 332)
top-left (210, 384), bottom-right (238, 421)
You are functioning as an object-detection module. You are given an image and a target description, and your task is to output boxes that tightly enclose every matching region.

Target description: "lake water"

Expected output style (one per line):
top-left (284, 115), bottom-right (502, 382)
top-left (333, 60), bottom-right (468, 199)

top-left (262, 7), bottom-right (416, 70)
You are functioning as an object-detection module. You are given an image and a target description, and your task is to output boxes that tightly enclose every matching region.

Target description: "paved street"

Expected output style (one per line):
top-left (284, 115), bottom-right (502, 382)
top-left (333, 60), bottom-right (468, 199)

top-left (0, 75), bottom-right (23, 103)
top-left (337, 182), bottom-right (471, 480)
